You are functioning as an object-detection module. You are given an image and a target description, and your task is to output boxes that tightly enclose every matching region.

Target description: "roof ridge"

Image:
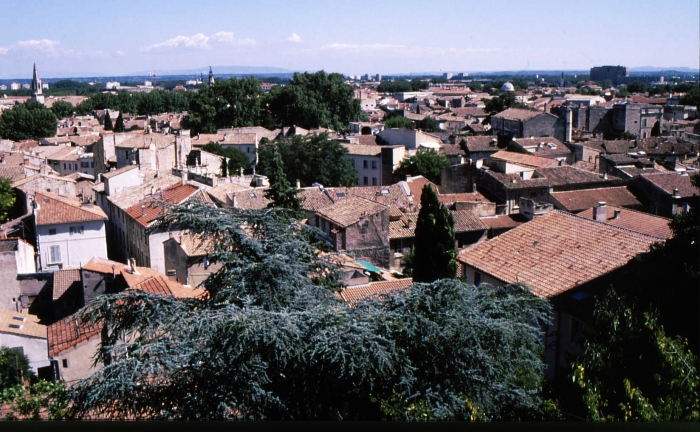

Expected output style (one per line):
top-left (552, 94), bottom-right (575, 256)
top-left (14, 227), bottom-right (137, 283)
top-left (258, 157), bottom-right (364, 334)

top-left (553, 210), bottom-right (666, 241)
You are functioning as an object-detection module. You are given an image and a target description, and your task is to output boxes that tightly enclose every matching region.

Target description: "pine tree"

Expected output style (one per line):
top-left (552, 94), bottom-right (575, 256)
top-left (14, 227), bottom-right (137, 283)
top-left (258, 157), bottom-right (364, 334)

top-left (103, 111), bottom-right (113, 131)
top-left (264, 145), bottom-right (302, 214)
top-left (412, 184), bottom-right (456, 283)
top-left (114, 111), bottom-right (125, 132)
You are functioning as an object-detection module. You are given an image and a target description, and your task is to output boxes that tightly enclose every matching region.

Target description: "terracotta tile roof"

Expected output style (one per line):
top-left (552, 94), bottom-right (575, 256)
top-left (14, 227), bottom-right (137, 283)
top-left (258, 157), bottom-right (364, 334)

top-left (125, 184), bottom-right (200, 227)
top-left (452, 210), bottom-right (488, 232)
top-left (115, 134), bottom-right (175, 150)
top-left (220, 132), bottom-right (258, 145)
top-left (46, 146), bottom-right (80, 162)
top-left (463, 136), bottom-right (501, 152)
top-left (34, 192), bottom-right (108, 226)
top-left (190, 134), bottom-right (226, 147)
top-left (484, 166), bottom-right (611, 191)
top-left (231, 189), bottom-right (272, 209)
top-left (48, 313), bottom-right (103, 357)
top-left (577, 205), bottom-right (672, 239)
top-left (131, 275), bottom-right (206, 299)
top-left (479, 214), bottom-right (528, 230)
top-left (357, 135), bottom-right (380, 146)
top-left (52, 269), bottom-right (82, 301)
top-left (82, 257), bottom-right (131, 275)
top-left (316, 196), bottom-right (388, 228)
top-left (640, 172), bottom-right (698, 198)
top-left (176, 233), bottom-right (217, 257)
top-left (0, 309), bottom-right (46, 339)
top-left (570, 161), bottom-right (599, 172)
top-left (441, 144), bottom-right (465, 156)
top-left (339, 278), bottom-right (413, 303)
top-left (206, 183), bottom-right (259, 206)
top-left (0, 166), bottom-right (26, 182)
top-left (390, 213), bottom-right (418, 239)
top-left (550, 187), bottom-right (641, 212)
top-left (491, 150), bottom-right (558, 168)
top-left (449, 107), bottom-right (488, 118)
top-left (493, 108), bottom-right (546, 122)
top-left (457, 211), bottom-right (658, 299)
top-left (341, 143), bottom-right (382, 156)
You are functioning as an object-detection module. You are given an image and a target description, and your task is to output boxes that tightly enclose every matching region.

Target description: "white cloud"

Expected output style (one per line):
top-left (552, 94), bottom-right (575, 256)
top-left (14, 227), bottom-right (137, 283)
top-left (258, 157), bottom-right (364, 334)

top-left (116, 50), bottom-right (126, 56)
top-left (0, 46), bottom-right (9, 55)
top-left (211, 31), bottom-right (235, 44)
top-left (15, 39), bottom-right (60, 53)
top-left (287, 33), bottom-right (302, 43)
top-left (142, 31), bottom-right (256, 52)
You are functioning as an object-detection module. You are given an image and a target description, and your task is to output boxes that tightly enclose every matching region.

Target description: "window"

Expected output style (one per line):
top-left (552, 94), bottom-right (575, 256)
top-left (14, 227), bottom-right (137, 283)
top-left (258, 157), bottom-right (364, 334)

top-left (363, 176), bottom-right (368, 185)
top-left (247, 147), bottom-right (250, 153)
top-left (69, 226), bottom-right (84, 235)
top-left (81, 162), bottom-right (89, 168)
top-left (474, 272), bottom-right (482, 286)
top-left (63, 163), bottom-right (66, 170)
top-left (91, 162), bottom-right (94, 168)
top-left (570, 317), bottom-right (583, 345)
top-left (372, 177), bottom-right (377, 186)
top-left (371, 160), bottom-right (377, 169)
top-left (62, 359), bottom-right (69, 368)
top-left (75, 164), bottom-right (78, 170)
top-left (48, 228), bottom-right (56, 235)
top-left (363, 160), bottom-right (368, 169)
top-left (50, 245), bottom-right (61, 263)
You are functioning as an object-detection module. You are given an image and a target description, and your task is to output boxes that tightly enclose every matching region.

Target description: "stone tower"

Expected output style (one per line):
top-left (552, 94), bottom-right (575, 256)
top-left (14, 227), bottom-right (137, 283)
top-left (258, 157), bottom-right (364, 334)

top-left (31, 63), bottom-right (45, 105)
top-left (208, 66), bottom-right (215, 85)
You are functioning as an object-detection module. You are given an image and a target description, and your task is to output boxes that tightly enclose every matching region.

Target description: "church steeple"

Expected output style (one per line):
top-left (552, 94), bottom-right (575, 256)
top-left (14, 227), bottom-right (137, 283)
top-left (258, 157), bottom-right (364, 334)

top-left (208, 66), bottom-right (215, 85)
top-left (31, 63), bottom-right (45, 104)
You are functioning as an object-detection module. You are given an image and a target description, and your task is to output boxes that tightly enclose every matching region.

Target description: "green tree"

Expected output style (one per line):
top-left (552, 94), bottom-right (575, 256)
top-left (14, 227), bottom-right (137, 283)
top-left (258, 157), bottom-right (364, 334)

top-left (268, 71), bottom-right (362, 131)
top-left (377, 81), bottom-right (413, 93)
top-left (384, 116), bottom-right (414, 129)
top-left (626, 81), bottom-right (649, 93)
top-left (0, 100), bottom-right (57, 141)
top-left (257, 133), bottom-right (357, 187)
top-left (221, 157), bottom-right (228, 177)
top-left (0, 347), bottom-right (33, 388)
top-left (65, 202), bottom-right (551, 420)
top-left (1, 380), bottom-right (70, 420)
top-left (419, 117), bottom-right (441, 132)
top-left (0, 178), bottom-right (16, 223)
top-left (570, 288), bottom-right (699, 421)
top-left (394, 150), bottom-right (450, 184)
top-left (483, 93), bottom-right (527, 115)
top-left (680, 85), bottom-right (700, 110)
top-left (113, 111), bottom-right (126, 132)
top-left (264, 145), bottom-right (302, 214)
top-left (103, 111), bottom-right (113, 131)
top-left (468, 82), bottom-right (483, 92)
top-left (411, 185), bottom-right (457, 283)
top-left (50, 100), bottom-right (74, 119)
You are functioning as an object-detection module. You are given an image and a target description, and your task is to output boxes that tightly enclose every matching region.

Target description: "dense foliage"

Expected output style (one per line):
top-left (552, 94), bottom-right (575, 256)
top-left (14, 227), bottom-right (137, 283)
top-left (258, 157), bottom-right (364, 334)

top-left (0, 178), bottom-right (16, 223)
top-left (267, 71), bottom-right (363, 131)
top-left (49, 100), bottom-right (75, 119)
top-left (394, 150), bottom-right (450, 184)
top-left (264, 145), bottom-right (302, 213)
top-left (411, 185), bottom-right (457, 283)
top-left (103, 111), bottom-right (113, 131)
top-left (384, 115), bottom-right (414, 129)
top-left (1, 380), bottom-right (70, 420)
top-left (66, 203), bottom-right (551, 420)
top-left (182, 77), bottom-right (265, 135)
top-left (74, 90), bottom-right (194, 117)
top-left (482, 93), bottom-right (527, 115)
top-left (0, 347), bottom-right (33, 388)
top-left (377, 80), bottom-right (429, 93)
top-left (257, 133), bottom-right (357, 188)
top-left (0, 100), bottom-right (57, 140)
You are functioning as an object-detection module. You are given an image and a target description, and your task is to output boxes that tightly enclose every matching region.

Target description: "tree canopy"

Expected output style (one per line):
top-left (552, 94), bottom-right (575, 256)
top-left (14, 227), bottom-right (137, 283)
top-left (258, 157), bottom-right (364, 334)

top-left (65, 203), bottom-right (551, 420)
top-left (377, 80), bottom-right (429, 93)
top-left (257, 133), bottom-right (357, 188)
top-left (0, 100), bottom-right (57, 141)
top-left (0, 178), bottom-right (16, 223)
top-left (264, 145), bottom-right (303, 214)
top-left (384, 115), bottom-right (414, 129)
top-left (50, 100), bottom-right (75, 119)
top-left (0, 346), bottom-right (33, 388)
top-left (482, 93), bottom-right (527, 115)
top-left (200, 142), bottom-right (251, 175)
top-left (267, 71), bottom-right (362, 131)
top-left (411, 185), bottom-right (457, 283)
top-left (113, 111), bottom-right (125, 133)
top-left (394, 150), bottom-right (450, 184)
top-left (103, 111), bottom-right (113, 131)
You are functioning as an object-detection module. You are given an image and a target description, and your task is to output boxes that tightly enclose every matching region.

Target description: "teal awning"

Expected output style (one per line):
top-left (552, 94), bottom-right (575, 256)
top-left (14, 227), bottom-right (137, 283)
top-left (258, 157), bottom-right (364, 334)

top-left (356, 260), bottom-right (382, 273)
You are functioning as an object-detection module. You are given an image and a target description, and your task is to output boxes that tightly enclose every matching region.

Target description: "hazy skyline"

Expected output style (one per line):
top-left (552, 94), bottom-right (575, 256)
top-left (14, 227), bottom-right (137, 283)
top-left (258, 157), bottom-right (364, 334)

top-left (0, 0), bottom-right (697, 78)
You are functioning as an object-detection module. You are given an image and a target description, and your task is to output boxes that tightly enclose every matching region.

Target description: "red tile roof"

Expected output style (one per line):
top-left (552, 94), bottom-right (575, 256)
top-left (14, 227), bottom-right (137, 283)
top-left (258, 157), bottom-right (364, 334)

top-left (640, 172), bottom-right (699, 198)
top-left (316, 196), bottom-right (388, 228)
top-left (48, 314), bottom-right (102, 357)
top-left (550, 187), bottom-right (641, 212)
top-left (577, 206), bottom-right (672, 239)
top-left (34, 193), bottom-right (108, 226)
top-left (131, 275), bottom-right (206, 299)
top-left (457, 211), bottom-right (657, 299)
top-left (339, 278), bottom-right (413, 303)
top-left (493, 108), bottom-right (546, 122)
top-left (125, 184), bottom-right (199, 227)
top-left (491, 150), bottom-right (558, 168)
top-left (52, 269), bottom-right (82, 301)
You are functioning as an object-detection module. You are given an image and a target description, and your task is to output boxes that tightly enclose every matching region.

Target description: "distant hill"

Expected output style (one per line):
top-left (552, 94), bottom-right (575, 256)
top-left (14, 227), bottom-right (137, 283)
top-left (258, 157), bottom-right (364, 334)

top-left (630, 66), bottom-right (698, 73)
top-left (132, 65), bottom-right (294, 76)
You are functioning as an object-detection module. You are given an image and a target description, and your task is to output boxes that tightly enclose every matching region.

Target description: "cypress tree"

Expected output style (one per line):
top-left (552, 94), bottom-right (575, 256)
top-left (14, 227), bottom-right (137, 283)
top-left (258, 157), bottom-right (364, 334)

top-left (264, 145), bottom-right (302, 214)
top-left (103, 111), bottom-right (113, 131)
top-left (114, 111), bottom-right (125, 132)
top-left (221, 157), bottom-right (228, 177)
top-left (412, 184), bottom-right (456, 283)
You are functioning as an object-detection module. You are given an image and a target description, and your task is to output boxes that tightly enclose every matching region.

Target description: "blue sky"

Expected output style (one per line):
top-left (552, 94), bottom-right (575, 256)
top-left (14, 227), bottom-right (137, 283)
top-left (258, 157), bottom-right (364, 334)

top-left (0, 0), bottom-right (697, 78)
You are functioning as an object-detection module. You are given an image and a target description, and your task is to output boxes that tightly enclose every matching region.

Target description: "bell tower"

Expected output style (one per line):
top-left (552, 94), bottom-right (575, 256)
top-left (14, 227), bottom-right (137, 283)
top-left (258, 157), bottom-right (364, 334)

top-left (31, 63), bottom-right (45, 104)
top-left (208, 66), bottom-right (215, 85)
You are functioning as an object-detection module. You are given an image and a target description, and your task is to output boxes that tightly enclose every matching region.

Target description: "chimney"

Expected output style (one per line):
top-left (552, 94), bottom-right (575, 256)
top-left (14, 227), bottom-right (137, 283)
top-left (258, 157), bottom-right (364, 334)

top-left (593, 202), bottom-right (607, 222)
top-left (613, 210), bottom-right (621, 219)
top-left (565, 108), bottom-right (573, 143)
top-left (471, 181), bottom-right (476, 193)
top-left (141, 205), bottom-right (146, 217)
top-left (406, 174), bottom-right (412, 181)
top-left (672, 188), bottom-right (680, 198)
top-left (181, 170), bottom-right (187, 186)
top-left (296, 179), bottom-right (301, 189)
